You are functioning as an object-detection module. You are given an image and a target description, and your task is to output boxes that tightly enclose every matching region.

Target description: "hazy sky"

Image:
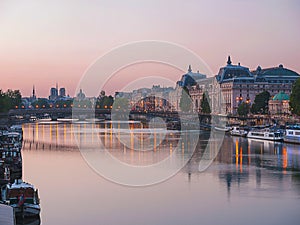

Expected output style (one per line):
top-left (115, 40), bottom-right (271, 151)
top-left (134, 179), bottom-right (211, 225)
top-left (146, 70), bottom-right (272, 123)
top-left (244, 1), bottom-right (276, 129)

top-left (0, 0), bottom-right (299, 97)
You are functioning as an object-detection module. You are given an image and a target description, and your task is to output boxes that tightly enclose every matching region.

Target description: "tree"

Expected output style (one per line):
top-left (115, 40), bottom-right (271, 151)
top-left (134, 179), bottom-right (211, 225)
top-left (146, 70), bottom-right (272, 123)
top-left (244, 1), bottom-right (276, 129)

top-left (32, 98), bottom-right (50, 109)
top-left (112, 97), bottom-right (130, 111)
top-left (250, 91), bottom-right (270, 114)
top-left (0, 89), bottom-right (22, 113)
top-left (290, 78), bottom-right (300, 115)
top-left (179, 87), bottom-right (192, 112)
top-left (96, 95), bottom-right (114, 109)
top-left (55, 99), bottom-right (73, 108)
top-left (238, 102), bottom-right (250, 117)
top-left (200, 92), bottom-right (211, 114)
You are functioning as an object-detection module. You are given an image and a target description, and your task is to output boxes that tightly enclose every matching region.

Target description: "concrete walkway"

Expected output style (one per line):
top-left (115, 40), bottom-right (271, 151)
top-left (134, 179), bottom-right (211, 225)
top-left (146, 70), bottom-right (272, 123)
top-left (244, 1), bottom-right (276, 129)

top-left (0, 204), bottom-right (15, 225)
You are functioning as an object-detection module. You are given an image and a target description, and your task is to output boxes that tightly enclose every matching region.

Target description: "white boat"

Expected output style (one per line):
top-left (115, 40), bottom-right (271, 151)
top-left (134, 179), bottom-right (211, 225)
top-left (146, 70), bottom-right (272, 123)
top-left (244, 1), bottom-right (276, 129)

top-left (247, 128), bottom-right (283, 141)
top-left (213, 126), bottom-right (231, 132)
top-left (284, 125), bottom-right (300, 144)
top-left (1, 179), bottom-right (40, 218)
top-left (230, 126), bottom-right (248, 137)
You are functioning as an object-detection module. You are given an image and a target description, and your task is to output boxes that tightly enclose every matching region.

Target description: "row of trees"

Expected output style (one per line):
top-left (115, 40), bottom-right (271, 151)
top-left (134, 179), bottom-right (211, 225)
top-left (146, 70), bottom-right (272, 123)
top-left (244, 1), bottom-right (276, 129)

top-left (27, 91), bottom-right (114, 109)
top-left (237, 91), bottom-right (270, 116)
top-left (0, 89), bottom-right (22, 113)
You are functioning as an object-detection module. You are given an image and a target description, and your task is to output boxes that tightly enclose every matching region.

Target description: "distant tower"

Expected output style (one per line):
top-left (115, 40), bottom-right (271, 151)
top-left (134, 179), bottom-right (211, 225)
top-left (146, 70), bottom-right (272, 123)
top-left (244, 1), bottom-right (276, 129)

top-left (227, 56), bottom-right (232, 65)
top-left (59, 87), bottom-right (66, 97)
top-left (32, 85), bottom-right (36, 100)
top-left (188, 65), bottom-right (192, 73)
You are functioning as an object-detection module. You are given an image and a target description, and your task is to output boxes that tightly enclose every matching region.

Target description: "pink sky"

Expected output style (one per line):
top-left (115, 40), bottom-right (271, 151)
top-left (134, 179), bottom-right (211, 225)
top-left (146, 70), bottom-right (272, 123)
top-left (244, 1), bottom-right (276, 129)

top-left (0, 0), bottom-right (299, 97)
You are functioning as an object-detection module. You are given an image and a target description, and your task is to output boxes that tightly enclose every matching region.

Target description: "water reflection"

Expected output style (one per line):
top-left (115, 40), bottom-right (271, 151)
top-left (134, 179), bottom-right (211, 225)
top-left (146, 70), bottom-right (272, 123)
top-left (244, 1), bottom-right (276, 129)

top-left (19, 122), bottom-right (300, 225)
top-left (22, 122), bottom-right (300, 186)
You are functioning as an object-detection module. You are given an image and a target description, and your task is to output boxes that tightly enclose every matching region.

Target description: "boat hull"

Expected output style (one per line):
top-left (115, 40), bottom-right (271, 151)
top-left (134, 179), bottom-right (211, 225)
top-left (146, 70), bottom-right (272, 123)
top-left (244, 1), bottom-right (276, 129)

top-left (247, 134), bottom-right (283, 141)
top-left (284, 136), bottom-right (300, 144)
top-left (14, 204), bottom-right (41, 217)
top-left (230, 131), bottom-right (247, 137)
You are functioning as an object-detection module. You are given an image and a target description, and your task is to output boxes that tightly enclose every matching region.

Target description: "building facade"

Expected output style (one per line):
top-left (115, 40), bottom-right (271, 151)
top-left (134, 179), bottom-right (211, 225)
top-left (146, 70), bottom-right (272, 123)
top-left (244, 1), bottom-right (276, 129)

top-left (215, 57), bottom-right (299, 114)
top-left (268, 91), bottom-right (290, 115)
top-left (174, 57), bottom-right (300, 115)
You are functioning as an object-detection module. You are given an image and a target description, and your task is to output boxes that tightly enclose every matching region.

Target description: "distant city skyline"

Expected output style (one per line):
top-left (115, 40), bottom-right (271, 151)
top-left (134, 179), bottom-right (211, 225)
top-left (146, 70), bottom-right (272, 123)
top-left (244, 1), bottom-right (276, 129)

top-left (0, 0), bottom-right (299, 97)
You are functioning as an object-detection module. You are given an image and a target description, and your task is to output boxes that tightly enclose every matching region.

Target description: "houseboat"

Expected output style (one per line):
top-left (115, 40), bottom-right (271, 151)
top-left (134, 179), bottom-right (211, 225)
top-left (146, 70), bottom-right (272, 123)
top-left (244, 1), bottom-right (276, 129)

top-left (230, 126), bottom-right (248, 137)
top-left (247, 128), bottom-right (283, 141)
top-left (1, 179), bottom-right (40, 218)
top-left (284, 125), bottom-right (300, 144)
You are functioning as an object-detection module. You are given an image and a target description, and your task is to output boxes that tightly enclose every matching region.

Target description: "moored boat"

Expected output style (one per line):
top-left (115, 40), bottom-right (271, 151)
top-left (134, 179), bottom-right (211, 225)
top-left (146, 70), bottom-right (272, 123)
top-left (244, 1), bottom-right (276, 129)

top-left (247, 128), bottom-right (283, 141)
top-left (230, 126), bottom-right (248, 137)
top-left (1, 179), bottom-right (40, 218)
top-left (213, 126), bottom-right (231, 132)
top-left (284, 125), bottom-right (300, 144)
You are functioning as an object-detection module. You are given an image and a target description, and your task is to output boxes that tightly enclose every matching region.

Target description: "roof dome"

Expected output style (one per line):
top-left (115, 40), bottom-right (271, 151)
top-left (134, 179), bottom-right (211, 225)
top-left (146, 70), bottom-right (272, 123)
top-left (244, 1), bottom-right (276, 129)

top-left (272, 91), bottom-right (289, 101)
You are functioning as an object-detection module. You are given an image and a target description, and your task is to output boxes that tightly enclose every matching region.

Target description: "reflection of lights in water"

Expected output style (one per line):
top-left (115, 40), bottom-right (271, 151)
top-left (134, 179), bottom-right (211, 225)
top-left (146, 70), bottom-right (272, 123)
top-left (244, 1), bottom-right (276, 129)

top-left (77, 124), bottom-right (80, 145)
top-left (56, 123), bottom-right (59, 145)
top-left (42, 124), bottom-right (45, 142)
top-left (248, 144), bottom-right (251, 164)
top-left (35, 123), bottom-right (39, 141)
top-left (282, 147), bottom-right (287, 173)
top-left (49, 124), bottom-right (52, 142)
top-left (64, 123), bottom-right (67, 144)
top-left (70, 123), bottom-right (73, 143)
top-left (91, 123), bottom-right (94, 144)
top-left (235, 139), bottom-right (239, 169)
top-left (130, 130), bottom-right (134, 150)
top-left (240, 147), bottom-right (243, 172)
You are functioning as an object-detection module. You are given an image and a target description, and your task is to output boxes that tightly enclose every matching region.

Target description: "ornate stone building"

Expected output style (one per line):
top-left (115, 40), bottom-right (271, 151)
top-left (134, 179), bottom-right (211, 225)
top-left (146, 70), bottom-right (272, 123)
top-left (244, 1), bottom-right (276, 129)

top-left (174, 56), bottom-right (300, 115)
top-left (215, 56), bottom-right (299, 114)
top-left (268, 92), bottom-right (290, 115)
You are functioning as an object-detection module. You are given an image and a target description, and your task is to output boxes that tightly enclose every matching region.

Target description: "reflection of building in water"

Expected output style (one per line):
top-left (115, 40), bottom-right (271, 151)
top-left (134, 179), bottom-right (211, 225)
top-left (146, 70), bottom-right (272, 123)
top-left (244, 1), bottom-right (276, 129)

top-left (98, 122), bottom-right (183, 166)
top-left (184, 134), bottom-right (300, 198)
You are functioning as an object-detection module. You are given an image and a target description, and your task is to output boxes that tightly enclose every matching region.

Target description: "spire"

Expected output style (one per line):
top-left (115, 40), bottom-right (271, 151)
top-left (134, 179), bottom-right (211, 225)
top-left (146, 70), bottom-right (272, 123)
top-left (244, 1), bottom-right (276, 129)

top-left (32, 85), bottom-right (36, 99)
top-left (188, 65), bottom-right (192, 73)
top-left (227, 56), bottom-right (232, 65)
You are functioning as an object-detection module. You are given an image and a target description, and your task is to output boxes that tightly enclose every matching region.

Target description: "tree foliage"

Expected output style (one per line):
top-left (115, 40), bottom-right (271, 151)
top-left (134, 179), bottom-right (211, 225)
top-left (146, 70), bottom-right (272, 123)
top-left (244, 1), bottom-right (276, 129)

top-left (73, 99), bottom-right (92, 108)
top-left (290, 78), bottom-right (300, 116)
top-left (54, 99), bottom-right (73, 108)
top-left (112, 97), bottom-right (130, 111)
top-left (179, 87), bottom-right (192, 112)
top-left (238, 102), bottom-right (250, 117)
top-left (0, 89), bottom-right (22, 113)
top-left (200, 92), bottom-right (211, 114)
top-left (250, 91), bottom-right (270, 114)
top-left (96, 95), bottom-right (114, 109)
top-left (32, 98), bottom-right (50, 108)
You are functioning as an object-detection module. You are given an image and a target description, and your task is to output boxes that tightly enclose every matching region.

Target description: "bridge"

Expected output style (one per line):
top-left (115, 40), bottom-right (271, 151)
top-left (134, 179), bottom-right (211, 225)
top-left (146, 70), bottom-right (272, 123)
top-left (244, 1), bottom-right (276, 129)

top-left (8, 108), bottom-right (267, 125)
top-left (8, 108), bottom-right (111, 120)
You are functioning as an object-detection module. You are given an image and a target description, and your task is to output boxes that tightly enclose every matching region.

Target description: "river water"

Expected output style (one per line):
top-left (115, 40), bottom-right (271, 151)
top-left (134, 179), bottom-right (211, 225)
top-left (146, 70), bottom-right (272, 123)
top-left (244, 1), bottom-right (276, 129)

top-left (20, 122), bottom-right (300, 225)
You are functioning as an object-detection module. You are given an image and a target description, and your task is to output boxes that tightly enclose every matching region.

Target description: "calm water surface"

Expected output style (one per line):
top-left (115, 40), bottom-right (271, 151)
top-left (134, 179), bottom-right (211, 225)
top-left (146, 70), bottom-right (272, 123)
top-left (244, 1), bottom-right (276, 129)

top-left (21, 122), bottom-right (300, 225)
